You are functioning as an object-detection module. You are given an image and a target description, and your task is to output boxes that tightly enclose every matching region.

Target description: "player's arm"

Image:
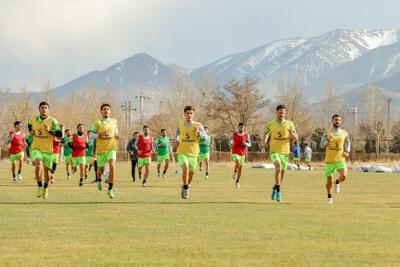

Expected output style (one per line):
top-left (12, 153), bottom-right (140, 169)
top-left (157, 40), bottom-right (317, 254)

top-left (4, 132), bottom-right (12, 145)
top-left (320, 130), bottom-right (330, 149)
top-left (114, 126), bottom-right (119, 139)
top-left (288, 122), bottom-right (298, 141)
top-left (174, 126), bottom-right (180, 146)
top-left (343, 134), bottom-right (351, 158)
top-left (264, 122), bottom-right (271, 146)
top-left (88, 122), bottom-right (98, 139)
top-left (197, 123), bottom-right (207, 140)
top-left (47, 119), bottom-right (62, 138)
top-left (245, 133), bottom-right (252, 148)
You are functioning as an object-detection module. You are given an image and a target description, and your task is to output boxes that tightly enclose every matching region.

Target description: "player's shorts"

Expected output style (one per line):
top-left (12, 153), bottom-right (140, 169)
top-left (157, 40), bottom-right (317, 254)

top-left (293, 157), bottom-right (300, 161)
top-left (97, 151), bottom-right (117, 168)
top-left (30, 149), bottom-right (54, 169)
top-left (157, 154), bottom-right (169, 163)
top-left (305, 156), bottom-right (312, 163)
top-left (85, 156), bottom-right (92, 165)
top-left (138, 157), bottom-right (151, 168)
top-left (324, 161), bottom-right (346, 177)
top-left (53, 154), bottom-right (60, 164)
top-left (198, 152), bottom-right (210, 162)
top-left (270, 152), bottom-right (289, 170)
top-left (178, 154), bottom-right (197, 172)
top-left (64, 155), bottom-right (72, 164)
top-left (72, 156), bottom-right (86, 167)
top-left (10, 151), bottom-right (24, 163)
top-left (232, 153), bottom-right (245, 166)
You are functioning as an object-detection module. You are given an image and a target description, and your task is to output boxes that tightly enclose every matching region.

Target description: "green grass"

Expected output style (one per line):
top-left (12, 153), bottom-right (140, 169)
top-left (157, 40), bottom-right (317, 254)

top-left (0, 161), bottom-right (399, 267)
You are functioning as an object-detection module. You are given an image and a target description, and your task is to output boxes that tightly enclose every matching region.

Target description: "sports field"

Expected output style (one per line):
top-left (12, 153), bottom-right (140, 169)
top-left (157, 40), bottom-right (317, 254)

top-left (0, 161), bottom-right (399, 266)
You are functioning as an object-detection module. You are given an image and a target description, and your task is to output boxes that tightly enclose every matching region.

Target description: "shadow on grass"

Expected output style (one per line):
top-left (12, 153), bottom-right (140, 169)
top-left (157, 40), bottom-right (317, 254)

top-left (0, 201), bottom-right (291, 205)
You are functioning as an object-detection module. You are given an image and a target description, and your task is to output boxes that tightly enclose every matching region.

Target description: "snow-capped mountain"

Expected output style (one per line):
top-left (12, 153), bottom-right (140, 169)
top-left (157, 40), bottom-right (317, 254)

top-left (189, 28), bottom-right (400, 95)
top-left (51, 53), bottom-right (180, 97)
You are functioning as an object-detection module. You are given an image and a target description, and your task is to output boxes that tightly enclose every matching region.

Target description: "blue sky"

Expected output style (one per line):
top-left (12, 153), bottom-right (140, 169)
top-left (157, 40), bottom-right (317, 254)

top-left (1, 0), bottom-right (399, 90)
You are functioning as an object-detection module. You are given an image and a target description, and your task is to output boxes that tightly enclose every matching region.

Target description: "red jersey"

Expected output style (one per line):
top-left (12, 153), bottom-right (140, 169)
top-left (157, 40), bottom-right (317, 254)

top-left (53, 137), bottom-right (62, 154)
top-left (9, 131), bottom-right (25, 154)
top-left (71, 133), bottom-right (87, 157)
top-left (231, 132), bottom-right (249, 156)
top-left (137, 135), bottom-right (153, 158)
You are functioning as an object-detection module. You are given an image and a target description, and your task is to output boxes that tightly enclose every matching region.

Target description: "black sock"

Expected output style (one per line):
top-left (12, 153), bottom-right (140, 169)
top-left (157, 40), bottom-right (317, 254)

top-left (142, 179), bottom-right (146, 184)
top-left (234, 170), bottom-right (237, 173)
top-left (108, 183), bottom-right (113, 190)
top-left (139, 172), bottom-right (142, 177)
top-left (275, 185), bottom-right (280, 192)
top-left (18, 170), bottom-right (21, 174)
top-left (183, 184), bottom-right (189, 190)
top-left (328, 193), bottom-right (332, 198)
top-left (37, 181), bottom-right (43, 187)
top-left (80, 178), bottom-right (83, 182)
top-left (44, 183), bottom-right (48, 188)
top-left (163, 169), bottom-right (167, 174)
top-left (206, 172), bottom-right (208, 176)
top-left (335, 179), bottom-right (339, 184)
top-left (67, 172), bottom-right (70, 176)
top-left (13, 174), bottom-right (15, 178)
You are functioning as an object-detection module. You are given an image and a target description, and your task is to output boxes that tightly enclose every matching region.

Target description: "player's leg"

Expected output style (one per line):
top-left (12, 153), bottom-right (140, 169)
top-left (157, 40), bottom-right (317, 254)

top-left (179, 155), bottom-right (190, 199)
top-left (42, 165), bottom-right (51, 200)
top-left (232, 154), bottom-right (240, 181)
top-left (157, 159), bottom-right (161, 177)
top-left (106, 157), bottom-right (116, 198)
top-left (17, 153), bottom-right (23, 180)
top-left (79, 163), bottom-right (85, 186)
top-left (142, 163), bottom-right (150, 186)
top-left (326, 176), bottom-right (333, 204)
top-left (271, 153), bottom-right (282, 201)
top-left (204, 155), bottom-right (209, 179)
top-left (138, 158), bottom-right (143, 180)
top-left (131, 159), bottom-right (136, 182)
top-left (187, 156), bottom-right (197, 186)
top-left (335, 163), bottom-right (347, 194)
top-left (10, 156), bottom-right (16, 182)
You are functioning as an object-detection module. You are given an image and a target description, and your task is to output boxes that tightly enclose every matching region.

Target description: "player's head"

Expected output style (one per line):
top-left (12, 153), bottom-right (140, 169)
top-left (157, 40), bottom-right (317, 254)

top-left (204, 126), bottom-right (208, 133)
top-left (294, 141), bottom-right (298, 145)
top-left (276, 104), bottom-right (286, 120)
top-left (304, 143), bottom-right (308, 147)
top-left (100, 103), bottom-right (111, 117)
top-left (133, 131), bottom-right (139, 138)
top-left (14, 120), bottom-right (22, 131)
top-left (39, 101), bottom-right (49, 116)
top-left (161, 128), bottom-right (167, 137)
top-left (184, 106), bottom-right (195, 121)
top-left (65, 128), bottom-right (71, 136)
top-left (143, 125), bottom-right (150, 135)
top-left (76, 123), bottom-right (84, 133)
top-left (238, 122), bottom-right (244, 132)
top-left (332, 114), bottom-right (342, 128)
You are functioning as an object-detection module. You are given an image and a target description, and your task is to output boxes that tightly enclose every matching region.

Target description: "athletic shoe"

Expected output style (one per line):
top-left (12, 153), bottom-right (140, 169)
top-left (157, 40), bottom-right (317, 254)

top-left (181, 186), bottom-right (189, 199)
top-left (271, 187), bottom-right (276, 201)
top-left (50, 177), bottom-right (54, 184)
top-left (107, 189), bottom-right (115, 199)
top-left (12, 177), bottom-right (17, 183)
top-left (42, 188), bottom-right (49, 200)
top-left (275, 191), bottom-right (281, 202)
top-left (142, 182), bottom-right (147, 187)
top-left (335, 183), bottom-right (340, 194)
top-left (327, 197), bottom-right (333, 204)
top-left (188, 184), bottom-right (191, 188)
top-left (205, 175), bottom-right (208, 180)
top-left (79, 180), bottom-right (83, 186)
top-left (17, 174), bottom-right (23, 180)
top-left (104, 177), bottom-right (109, 184)
top-left (37, 187), bottom-right (42, 198)
top-left (157, 173), bottom-right (161, 178)
top-left (162, 174), bottom-right (166, 179)
top-left (132, 178), bottom-right (135, 182)
top-left (231, 172), bottom-right (237, 182)
top-left (97, 181), bottom-right (103, 191)
top-left (235, 182), bottom-right (240, 189)
top-left (67, 175), bottom-right (70, 180)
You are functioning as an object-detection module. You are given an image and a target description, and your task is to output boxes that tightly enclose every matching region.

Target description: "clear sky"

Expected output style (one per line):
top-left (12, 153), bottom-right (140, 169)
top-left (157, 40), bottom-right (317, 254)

top-left (1, 0), bottom-right (399, 91)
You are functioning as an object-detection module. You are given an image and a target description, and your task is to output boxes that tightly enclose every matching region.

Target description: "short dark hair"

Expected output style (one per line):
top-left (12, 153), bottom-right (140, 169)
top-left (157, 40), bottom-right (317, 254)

top-left (204, 126), bottom-right (208, 129)
top-left (39, 101), bottom-right (49, 108)
top-left (65, 129), bottom-right (70, 133)
top-left (304, 143), bottom-right (308, 146)
top-left (76, 124), bottom-right (83, 129)
top-left (276, 104), bottom-right (286, 111)
top-left (294, 141), bottom-right (298, 145)
top-left (143, 125), bottom-right (149, 130)
top-left (238, 122), bottom-right (244, 127)
top-left (161, 128), bottom-right (166, 132)
top-left (100, 103), bottom-right (111, 110)
top-left (133, 131), bottom-right (139, 135)
top-left (14, 120), bottom-right (22, 127)
top-left (184, 105), bottom-right (195, 113)
top-left (332, 114), bottom-right (342, 120)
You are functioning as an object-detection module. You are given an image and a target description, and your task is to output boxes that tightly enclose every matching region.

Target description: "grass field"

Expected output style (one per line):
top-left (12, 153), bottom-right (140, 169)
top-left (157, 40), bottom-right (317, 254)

top-left (0, 161), bottom-right (399, 267)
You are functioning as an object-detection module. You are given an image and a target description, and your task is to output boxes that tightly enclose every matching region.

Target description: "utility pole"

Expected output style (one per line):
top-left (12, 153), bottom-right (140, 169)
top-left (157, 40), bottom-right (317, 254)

top-left (135, 93), bottom-right (151, 129)
top-left (351, 106), bottom-right (358, 127)
top-left (387, 98), bottom-right (393, 136)
top-left (121, 101), bottom-right (136, 149)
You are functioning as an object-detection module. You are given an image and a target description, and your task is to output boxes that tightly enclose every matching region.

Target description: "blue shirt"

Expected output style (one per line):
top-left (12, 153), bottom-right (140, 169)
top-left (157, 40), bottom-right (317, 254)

top-left (292, 145), bottom-right (301, 158)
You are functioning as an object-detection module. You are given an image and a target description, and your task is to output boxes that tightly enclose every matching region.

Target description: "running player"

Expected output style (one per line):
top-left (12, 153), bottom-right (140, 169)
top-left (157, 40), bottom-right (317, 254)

top-left (175, 106), bottom-right (207, 199)
top-left (264, 104), bottom-right (298, 202)
top-left (85, 131), bottom-right (94, 180)
top-left (62, 129), bottom-right (73, 180)
top-left (136, 125), bottom-right (154, 187)
top-left (303, 143), bottom-right (313, 170)
top-left (5, 121), bottom-right (26, 183)
top-left (198, 126), bottom-right (212, 180)
top-left (89, 103), bottom-right (119, 199)
top-left (126, 132), bottom-right (139, 182)
top-left (320, 114), bottom-right (350, 204)
top-left (50, 135), bottom-right (62, 183)
top-left (230, 123), bottom-right (251, 189)
top-left (155, 129), bottom-right (170, 179)
top-left (70, 124), bottom-right (88, 186)
top-left (292, 141), bottom-right (301, 170)
top-left (28, 101), bottom-right (62, 199)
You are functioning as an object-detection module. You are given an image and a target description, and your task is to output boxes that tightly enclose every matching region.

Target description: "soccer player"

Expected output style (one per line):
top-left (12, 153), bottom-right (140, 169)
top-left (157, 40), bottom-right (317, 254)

top-left (264, 104), bottom-right (298, 202)
top-left (70, 124), bottom-right (88, 186)
top-left (292, 141), bottom-right (301, 170)
top-left (136, 125), bottom-right (154, 187)
top-left (230, 123), bottom-right (251, 189)
top-left (89, 103), bottom-right (119, 199)
top-left (175, 105), bottom-right (207, 199)
top-left (28, 101), bottom-right (62, 199)
top-left (62, 129), bottom-right (73, 180)
top-left (126, 131), bottom-right (139, 182)
top-left (155, 129), bottom-right (170, 179)
top-left (50, 135), bottom-right (62, 183)
top-left (303, 143), bottom-right (313, 170)
top-left (320, 114), bottom-right (350, 204)
top-left (5, 121), bottom-right (26, 182)
top-left (199, 126), bottom-right (212, 180)
top-left (85, 131), bottom-right (94, 180)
